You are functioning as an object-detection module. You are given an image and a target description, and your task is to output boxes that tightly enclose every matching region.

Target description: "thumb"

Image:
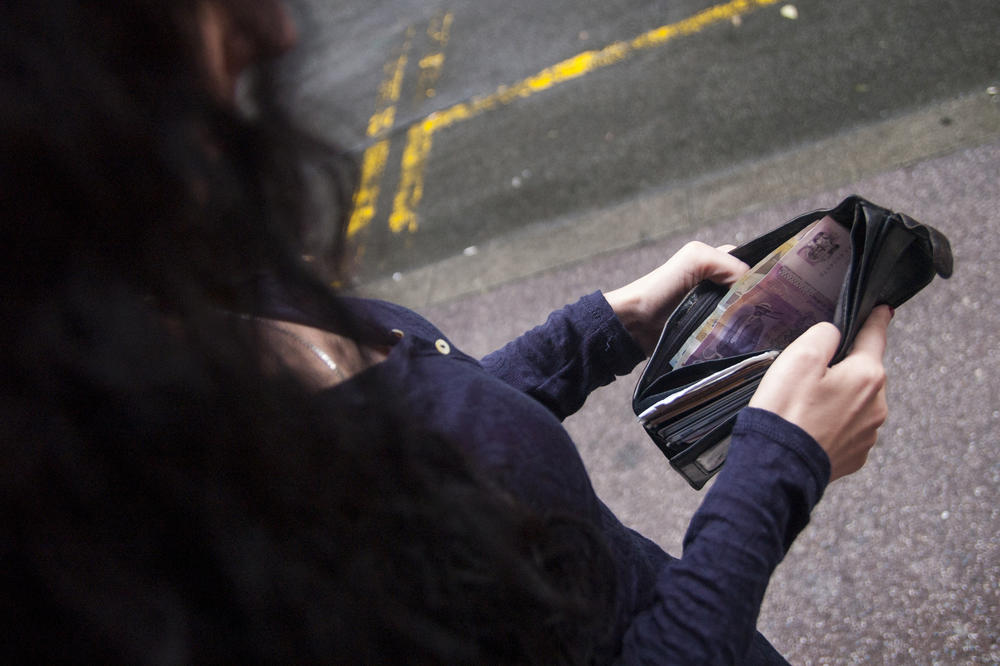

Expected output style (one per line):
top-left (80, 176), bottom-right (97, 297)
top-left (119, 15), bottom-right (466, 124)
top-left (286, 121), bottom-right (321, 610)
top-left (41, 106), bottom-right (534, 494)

top-left (695, 246), bottom-right (750, 286)
top-left (750, 321), bottom-right (842, 413)
top-left (846, 305), bottom-right (892, 363)
top-left (773, 321), bottom-right (842, 376)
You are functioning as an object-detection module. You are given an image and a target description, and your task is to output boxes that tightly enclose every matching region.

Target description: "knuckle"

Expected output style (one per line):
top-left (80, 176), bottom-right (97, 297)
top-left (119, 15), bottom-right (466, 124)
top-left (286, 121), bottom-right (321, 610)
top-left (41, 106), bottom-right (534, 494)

top-left (875, 399), bottom-right (889, 424)
top-left (679, 240), bottom-right (708, 257)
top-left (866, 365), bottom-right (887, 390)
top-left (787, 344), bottom-right (827, 366)
top-left (851, 363), bottom-right (886, 390)
top-left (814, 322), bottom-right (842, 343)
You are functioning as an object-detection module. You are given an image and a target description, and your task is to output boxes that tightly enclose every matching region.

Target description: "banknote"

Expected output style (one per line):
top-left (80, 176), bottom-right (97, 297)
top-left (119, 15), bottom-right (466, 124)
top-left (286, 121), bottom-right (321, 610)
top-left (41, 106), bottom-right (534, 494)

top-left (672, 215), bottom-right (851, 366)
top-left (668, 223), bottom-right (814, 367)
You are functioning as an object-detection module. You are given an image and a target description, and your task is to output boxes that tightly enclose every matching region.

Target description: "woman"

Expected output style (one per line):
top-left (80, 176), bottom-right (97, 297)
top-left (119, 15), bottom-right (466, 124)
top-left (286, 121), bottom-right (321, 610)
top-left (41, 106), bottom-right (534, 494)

top-left (0, 1), bottom-right (890, 662)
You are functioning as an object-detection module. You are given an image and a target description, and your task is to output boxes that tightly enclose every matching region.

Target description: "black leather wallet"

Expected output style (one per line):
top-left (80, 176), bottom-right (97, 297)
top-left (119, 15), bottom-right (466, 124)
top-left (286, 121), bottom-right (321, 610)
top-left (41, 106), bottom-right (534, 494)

top-left (632, 196), bottom-right (953, 489)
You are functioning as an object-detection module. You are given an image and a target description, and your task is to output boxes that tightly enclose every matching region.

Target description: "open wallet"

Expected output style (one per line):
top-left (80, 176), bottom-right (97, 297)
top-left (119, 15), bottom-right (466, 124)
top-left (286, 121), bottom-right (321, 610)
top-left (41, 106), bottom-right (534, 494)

top-left (631, 195), bottom-right (954, 489)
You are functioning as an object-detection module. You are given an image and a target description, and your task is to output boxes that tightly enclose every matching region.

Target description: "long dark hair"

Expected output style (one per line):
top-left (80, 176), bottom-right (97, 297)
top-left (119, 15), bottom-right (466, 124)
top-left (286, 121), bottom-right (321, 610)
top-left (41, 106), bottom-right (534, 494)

top-left (0, 1), bottom-right (616, 662)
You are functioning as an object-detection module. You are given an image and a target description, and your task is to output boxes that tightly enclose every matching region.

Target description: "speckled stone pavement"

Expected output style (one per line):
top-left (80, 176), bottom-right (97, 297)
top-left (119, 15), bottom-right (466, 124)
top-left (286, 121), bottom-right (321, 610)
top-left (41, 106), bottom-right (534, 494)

top-left (414, 140), bottom-right (1000, 663)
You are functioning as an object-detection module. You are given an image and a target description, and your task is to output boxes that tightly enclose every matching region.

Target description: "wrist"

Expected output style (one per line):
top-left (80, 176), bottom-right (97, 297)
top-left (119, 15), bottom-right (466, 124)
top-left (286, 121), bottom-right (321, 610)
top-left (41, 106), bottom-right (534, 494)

top-left (604, 285), bottom-right (639, 324)
top-left (604, 285), bottom-right (654, 355)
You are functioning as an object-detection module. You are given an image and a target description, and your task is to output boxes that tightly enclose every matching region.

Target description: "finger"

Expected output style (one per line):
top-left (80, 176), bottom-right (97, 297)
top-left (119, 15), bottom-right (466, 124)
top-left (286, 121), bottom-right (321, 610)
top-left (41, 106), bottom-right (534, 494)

top-left (750, 321), bottom-right (841, 412)
top-left (847, 305), bottom-right (892, 362)
top-left (715, 244), bottom-right (737, 253)
top-left (669, 242), bottom-right (748, 290)
top-left (777, 321), bottom-right (842, 371)
top-left (698, 247), bottom-right (749, 285)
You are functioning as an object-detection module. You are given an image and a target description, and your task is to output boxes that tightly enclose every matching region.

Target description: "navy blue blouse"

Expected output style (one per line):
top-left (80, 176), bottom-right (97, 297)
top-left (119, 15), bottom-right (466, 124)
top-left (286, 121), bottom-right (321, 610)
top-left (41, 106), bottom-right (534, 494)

top-left (274, 289), bottom-right (831, 664)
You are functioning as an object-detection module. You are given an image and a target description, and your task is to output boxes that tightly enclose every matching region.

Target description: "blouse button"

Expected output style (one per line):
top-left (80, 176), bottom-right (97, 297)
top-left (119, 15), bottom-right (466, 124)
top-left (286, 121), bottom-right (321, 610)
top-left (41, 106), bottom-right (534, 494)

top-left (434, 339), bottom-right (451, 355)
top-left (390, 328), bottom-right (405, 339)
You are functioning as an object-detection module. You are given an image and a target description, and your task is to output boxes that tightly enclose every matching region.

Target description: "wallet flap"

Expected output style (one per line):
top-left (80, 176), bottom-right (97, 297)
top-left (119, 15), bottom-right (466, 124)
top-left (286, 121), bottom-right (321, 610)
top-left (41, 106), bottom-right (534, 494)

top-left (833, 200), bottom-right (953, 360)
top-left (900, 213), bottom-right (954, 278)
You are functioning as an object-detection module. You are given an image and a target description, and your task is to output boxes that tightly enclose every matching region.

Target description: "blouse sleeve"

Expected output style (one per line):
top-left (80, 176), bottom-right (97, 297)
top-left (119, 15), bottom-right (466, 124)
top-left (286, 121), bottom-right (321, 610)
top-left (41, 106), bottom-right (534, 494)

top-left (618, 408), bottom-right (831, 664)
top-left (480, 291), bottom-right (645, 421)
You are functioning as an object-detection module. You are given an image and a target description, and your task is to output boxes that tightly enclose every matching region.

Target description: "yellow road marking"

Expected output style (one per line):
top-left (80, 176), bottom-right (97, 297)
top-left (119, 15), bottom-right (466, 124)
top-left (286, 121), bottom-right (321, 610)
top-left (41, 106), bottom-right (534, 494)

top-left (347, 27), bottom-right (414, 238)
top-left (347, 139), bottom-right (390, 236)
top-left (389, 124), bottom-right (435, 233)
top-left (417, 12), bottom-right (454, 100)
top-left (387, 0), bottom-right (779, 233)
top-left (387, 11), bottom-right (454, 233)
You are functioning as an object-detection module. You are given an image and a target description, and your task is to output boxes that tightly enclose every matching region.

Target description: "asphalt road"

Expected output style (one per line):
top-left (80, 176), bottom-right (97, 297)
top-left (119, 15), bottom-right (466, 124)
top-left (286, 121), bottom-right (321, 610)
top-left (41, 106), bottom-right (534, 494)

top-left (276, 0), bottom-right (999, 282)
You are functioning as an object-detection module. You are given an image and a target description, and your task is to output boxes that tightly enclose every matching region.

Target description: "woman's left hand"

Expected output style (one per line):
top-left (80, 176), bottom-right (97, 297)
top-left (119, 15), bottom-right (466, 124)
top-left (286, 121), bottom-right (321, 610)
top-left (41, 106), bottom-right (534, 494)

top-left (604, 241), bottom-right (749, 356)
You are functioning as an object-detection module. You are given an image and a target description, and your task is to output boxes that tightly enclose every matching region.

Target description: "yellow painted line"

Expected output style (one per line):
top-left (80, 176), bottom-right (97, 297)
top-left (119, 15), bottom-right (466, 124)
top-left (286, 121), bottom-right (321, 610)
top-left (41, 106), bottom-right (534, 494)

top-left (429, 11), bottom-right (455, 45)
top-left (389, 123), bottom-right (435, 233)
top-left (347, 27), bottom-right (414, 238)
top-left (388, 0), bottom-right (779, 232)
top-left (416, 11), bottom-right (454, 100)
top-left (389, 11), bottom-right (454, 233)
top-left (347, 139), bottom-right (390, 236)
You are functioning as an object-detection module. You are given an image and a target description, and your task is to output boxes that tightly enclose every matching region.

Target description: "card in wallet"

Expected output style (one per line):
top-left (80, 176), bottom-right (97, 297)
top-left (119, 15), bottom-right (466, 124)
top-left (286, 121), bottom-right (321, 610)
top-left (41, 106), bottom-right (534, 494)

top-left (632, 195), bottom-right (954, 489)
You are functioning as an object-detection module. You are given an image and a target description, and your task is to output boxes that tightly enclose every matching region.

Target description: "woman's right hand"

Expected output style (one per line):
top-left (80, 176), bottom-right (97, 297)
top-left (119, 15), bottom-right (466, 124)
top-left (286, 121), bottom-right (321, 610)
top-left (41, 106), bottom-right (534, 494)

top-left (748, 305), bottom-right (893, 482)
